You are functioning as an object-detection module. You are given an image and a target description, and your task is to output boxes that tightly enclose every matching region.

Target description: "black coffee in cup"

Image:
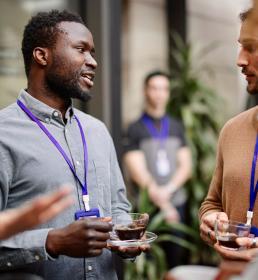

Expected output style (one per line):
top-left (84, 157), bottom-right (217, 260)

top-left (218, 234), bottom-right (239, 249)
top-left (115, 224), bottom-right (146, 240)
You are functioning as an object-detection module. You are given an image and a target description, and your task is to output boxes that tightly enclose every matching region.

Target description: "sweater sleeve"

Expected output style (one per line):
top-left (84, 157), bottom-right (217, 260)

top-left (199, 127), bottom-right (225, 220)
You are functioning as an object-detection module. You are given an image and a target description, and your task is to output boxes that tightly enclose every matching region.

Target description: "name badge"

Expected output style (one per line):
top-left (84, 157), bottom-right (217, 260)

top-left (156, 149), bottom-right (170, 177)
top-left (75, 208), bottom-right (100, 220)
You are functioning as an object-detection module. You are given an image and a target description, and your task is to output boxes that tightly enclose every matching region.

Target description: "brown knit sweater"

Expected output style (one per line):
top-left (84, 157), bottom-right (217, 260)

top-left (199, 106), bottom-right (258, 227)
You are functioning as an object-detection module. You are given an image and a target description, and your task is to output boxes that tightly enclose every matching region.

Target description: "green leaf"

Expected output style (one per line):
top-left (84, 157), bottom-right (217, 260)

top-left (167, 32), bottom-right (223, 265)
top-left (150, 243), bottom-right (167, 277)
top-left (163, 222), bottom-right (199, 239)
top-left (138, 189), bottom-right (156, 215)
top-left (147, 212), bottom-right (164, 231)
top-left (157, 234), bottom-right (197, 252)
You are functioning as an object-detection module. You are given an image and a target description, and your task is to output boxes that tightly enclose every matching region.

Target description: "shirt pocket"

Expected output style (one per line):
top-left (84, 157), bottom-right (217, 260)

top-left (93, 162), bottom-right (111, 216)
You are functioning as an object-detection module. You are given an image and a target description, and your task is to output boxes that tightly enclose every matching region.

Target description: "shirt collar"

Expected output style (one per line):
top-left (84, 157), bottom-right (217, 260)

top-left (143, 112), bottom-right (167, 122)
top-left (18, 89), bottom-right (74, 124)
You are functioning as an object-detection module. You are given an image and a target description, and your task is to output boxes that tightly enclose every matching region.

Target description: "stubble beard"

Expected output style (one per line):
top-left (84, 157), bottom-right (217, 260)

top-left (45, 57), bottom-right (92, 102)
top-left (247, 79), bottom-right (258, 95)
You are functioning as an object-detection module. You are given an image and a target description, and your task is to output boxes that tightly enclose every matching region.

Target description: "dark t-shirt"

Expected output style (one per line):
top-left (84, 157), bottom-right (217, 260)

top-left (124, 113), bottom-right (188, 206)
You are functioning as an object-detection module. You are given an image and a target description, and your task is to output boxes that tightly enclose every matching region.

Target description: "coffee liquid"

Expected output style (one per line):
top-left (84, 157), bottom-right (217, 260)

top-left (218, 234), bottom-right (239, 249)
top-left (115, 225), bottom-right (146, 240)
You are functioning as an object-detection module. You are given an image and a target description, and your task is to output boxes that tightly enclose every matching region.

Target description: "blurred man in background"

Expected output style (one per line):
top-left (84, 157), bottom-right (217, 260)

top-left (124, 71), bottom-right (192, 268)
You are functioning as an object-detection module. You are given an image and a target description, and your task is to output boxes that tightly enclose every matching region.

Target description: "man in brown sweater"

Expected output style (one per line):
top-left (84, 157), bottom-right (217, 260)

top-left (199, 7), bottom-right (258, 261)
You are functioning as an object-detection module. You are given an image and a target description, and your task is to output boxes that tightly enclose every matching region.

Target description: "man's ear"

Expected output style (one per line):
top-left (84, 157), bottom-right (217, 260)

top-left (32, 47), bottom-right (49, 66)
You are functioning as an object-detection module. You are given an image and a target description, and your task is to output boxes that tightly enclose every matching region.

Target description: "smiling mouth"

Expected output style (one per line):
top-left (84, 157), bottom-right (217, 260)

top-left (81, 72), bottom-right (95, 88)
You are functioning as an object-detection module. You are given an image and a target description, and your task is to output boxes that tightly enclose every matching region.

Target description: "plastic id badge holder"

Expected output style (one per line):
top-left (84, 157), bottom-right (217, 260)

top-left (75, 208), bottom-right (100, 220)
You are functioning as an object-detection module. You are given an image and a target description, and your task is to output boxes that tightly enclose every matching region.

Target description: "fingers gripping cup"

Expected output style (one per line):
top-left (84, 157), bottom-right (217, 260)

top-left (113, 213), bottom-right (149, 240)
top-left (215, 219), bottom-right (251, 250)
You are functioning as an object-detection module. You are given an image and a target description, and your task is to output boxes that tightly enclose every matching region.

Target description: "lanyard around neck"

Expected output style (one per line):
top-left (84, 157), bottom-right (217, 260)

top-left (141, 113), bottom-right (170, 142)
top-left (17, 99), bottom-right (90, 210)
top-left (247, 134), bottom-right (258, 225)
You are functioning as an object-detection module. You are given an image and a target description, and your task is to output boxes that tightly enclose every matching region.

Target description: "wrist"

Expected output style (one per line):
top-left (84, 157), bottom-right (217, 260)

top-left (147, 180), bottom-right (158, 194)
top-left (46, 229), bottom-right (61, 258)
top-left (146, 177), bottom-right (156, 189)
top-left (166, 183), bottom-right (178, 195)
top-left (160, 202), bottom-right (173, 211)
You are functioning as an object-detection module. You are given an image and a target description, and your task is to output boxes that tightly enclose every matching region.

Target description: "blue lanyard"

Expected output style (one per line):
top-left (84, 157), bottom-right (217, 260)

top-left (249, 134), bottom-right (258, 212)
top-left (17, 99), bottom-right (88, 196)
top-left (141, 113), bottom-right (170, 142)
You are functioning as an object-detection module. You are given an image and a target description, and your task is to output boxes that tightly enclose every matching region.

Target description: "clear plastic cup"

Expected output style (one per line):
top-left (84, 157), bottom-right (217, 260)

top-left (215, 219), bottom-right (250, 250)
top-left (112, 213), bottom-right (149, 240)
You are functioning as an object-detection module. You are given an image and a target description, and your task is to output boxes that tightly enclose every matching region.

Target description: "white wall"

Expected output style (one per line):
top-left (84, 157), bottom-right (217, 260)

top-left (122, 0), bottom-right (253, 128)
top-left (122, 0), bottom-right (168, 127)
top-left (0, 0), bottom-right (68, 109)
top-left (187, 0), bottom-right (252, 118)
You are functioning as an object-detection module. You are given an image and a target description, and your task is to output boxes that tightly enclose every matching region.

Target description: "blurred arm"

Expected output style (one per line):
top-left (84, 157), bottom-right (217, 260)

top-left (123, 150), bottom-right (155, 189)
top-left (165, 147), bottom-right (192, 194)
top-left (0, 186), bottom-right (73, 240)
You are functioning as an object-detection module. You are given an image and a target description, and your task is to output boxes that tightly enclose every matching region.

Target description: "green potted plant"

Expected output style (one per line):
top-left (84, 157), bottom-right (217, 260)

top-left (124, 189), bottom-right (198, 280)
top-left (124, 34), bottom-right (224, 279)
top-left (167, 33), bottom-right (223, 264)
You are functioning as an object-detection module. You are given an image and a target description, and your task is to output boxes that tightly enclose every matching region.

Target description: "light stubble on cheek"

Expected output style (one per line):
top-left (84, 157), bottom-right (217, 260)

top-left (247, 78), bottom-right (258, 95)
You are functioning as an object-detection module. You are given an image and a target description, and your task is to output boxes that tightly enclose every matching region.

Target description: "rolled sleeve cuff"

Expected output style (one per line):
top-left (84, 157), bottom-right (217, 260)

top-left (0, 228), bottom-right (53, 269)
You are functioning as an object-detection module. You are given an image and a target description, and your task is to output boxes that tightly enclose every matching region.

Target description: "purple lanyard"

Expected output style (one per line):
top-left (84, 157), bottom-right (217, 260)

top-left (141, 113), bottom-right (170, 143)
top-left (17, 99), bottom-right (88, 196)
top-left (249, 134), bottom-right (258, 212)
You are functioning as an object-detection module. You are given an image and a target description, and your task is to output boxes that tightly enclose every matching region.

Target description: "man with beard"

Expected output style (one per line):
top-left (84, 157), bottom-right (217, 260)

top-left (199, 7), bottom-right (258, 261)
top-left (0, 10), bottom-right (141, 280)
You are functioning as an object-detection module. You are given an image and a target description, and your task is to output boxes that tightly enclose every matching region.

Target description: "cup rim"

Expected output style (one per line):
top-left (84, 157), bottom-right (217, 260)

top-left (215, 219), bottom-right (250, 229)
top-left (113, 213), bottom-right (147, 221)
top-left (125, 213), bottom-right (146, 219)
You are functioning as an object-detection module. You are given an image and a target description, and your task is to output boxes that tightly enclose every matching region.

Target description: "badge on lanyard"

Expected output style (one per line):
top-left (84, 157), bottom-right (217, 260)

top-left (246, 134), bottom-right (258, 227)
top-left (142, 113), bottom-right (171, 177)
top-left (75, 208), bottom-right (100, 220)
top-left (17, 99), bottom-right (100, 220)
top-left (156, 149), bottom-right (170, 177)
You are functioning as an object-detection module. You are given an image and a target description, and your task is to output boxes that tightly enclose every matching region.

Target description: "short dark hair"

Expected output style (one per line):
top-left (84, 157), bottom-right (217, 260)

top-left (22, 9), bottom-right (85, 77)
top-left (144, 70), bottom-right (170, 87)
top-left (239, 7), bottom-right (253, 22)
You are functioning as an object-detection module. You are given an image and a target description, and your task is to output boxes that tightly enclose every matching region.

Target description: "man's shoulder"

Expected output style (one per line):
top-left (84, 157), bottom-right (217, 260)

top-left (168, 115), bottom-right (184, 128)
top-left (0, 103), bottom-right (19, 123)
top-left (128, 119), bottom-right (142, 129)
top-left (223, 106), bottom-right (257, 130)
top-left (73, 109), bottom-right (109, 133)
top-left (218, 107), bottom-right (257, 143)
top-left (126, 117), bottom-right (146, 136)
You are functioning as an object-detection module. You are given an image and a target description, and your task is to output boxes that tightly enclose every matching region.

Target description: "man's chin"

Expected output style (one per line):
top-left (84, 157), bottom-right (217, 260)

top-left (72, 90), bottom-right (93, 102)
top-left (247, 85), bottom-right (258, 95)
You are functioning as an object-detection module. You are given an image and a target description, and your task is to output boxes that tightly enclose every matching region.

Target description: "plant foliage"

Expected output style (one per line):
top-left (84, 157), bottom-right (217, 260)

top-left (167, 34), bottom-right (223, 264)
top-left (124, 190), bottom-right (198, 280)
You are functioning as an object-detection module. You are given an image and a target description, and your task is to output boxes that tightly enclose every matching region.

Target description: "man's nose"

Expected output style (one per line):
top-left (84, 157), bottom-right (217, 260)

top-left (237, 48), bottom-right (248, 68)
top-left (90, 56), bottom-right (98, 69)
top-left (85, 54), bottom-right (98, 69)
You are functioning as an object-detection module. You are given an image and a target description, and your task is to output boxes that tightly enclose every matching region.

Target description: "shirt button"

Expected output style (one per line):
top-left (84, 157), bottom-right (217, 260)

top-left (7, 262), bottom-right (12, 267)
top-left (88, 265), bottom-right (93, 271)
top-left (35, 255), bottom-right (40, 261)
top-left (53, 111), bottom-right (59, 117)
top-left (45, 117), bottom-right (50, 123)
top-left (76, 161), bottom-right (80, 166)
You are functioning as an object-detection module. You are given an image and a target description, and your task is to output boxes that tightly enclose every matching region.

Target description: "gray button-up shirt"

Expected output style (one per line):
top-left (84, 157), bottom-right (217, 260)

top-left (0, 90), bottom-right (131, 280)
